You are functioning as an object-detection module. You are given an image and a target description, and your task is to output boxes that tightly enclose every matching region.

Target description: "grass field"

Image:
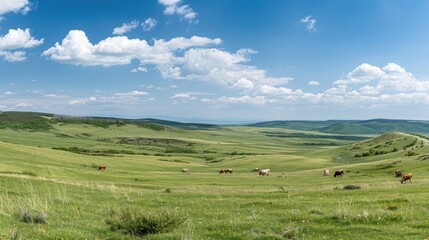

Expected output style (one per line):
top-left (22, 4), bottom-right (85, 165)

top-left (0, 114), bottom-right (428, 239)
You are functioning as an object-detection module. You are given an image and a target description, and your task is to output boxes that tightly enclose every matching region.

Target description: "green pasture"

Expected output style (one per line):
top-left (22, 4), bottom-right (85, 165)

top-left (0, 119), bottom-right (428, 239)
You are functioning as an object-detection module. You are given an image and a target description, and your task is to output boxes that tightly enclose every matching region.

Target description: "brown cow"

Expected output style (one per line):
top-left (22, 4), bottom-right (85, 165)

top-left (400, 173), bottom-right (412, 184)
top-left (252, 168), bottom-right (261, 172)
top-left (98, 165), bottom-right (107, 170)
top-left (219, 169), bottom-right (233, 174)
top-left (395, 170), bottom-right (402, 177)
top-left (333, 170), bottom-right (344, 177)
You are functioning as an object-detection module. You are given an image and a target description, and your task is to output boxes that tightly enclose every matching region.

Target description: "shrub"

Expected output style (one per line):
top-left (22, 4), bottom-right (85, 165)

top-left (343, 185), bottom-right (361, 190)
top-left (18, 209), bottom-right (47, 224)
top-left (405, 151), bottom-right (418, 157)
top-left (106, 209), bottom-right (187, 237)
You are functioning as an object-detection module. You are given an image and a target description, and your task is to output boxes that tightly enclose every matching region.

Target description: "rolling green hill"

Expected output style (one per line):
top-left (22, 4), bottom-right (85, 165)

top-left (252, 119), bottom-right (429, 134)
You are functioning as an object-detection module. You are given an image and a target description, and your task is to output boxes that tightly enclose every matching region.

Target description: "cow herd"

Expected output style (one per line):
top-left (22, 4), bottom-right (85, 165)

top-left (97, 164), bottom-right (413, 184)
top-left (179, 167), bottom-right (271, 176)
top-left (323, 168), bottom-right (413, 184)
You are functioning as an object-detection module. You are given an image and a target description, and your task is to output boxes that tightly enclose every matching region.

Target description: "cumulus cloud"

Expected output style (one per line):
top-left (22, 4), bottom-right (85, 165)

top-left (165, 48), bottom-right (291, 89)
top-left (334, 63), bottom-right (385, 86)
top-left (0, 28), bottom-right (44, 62)
top-left (112, 20), bottom-right (139, 35)
top-left (0, 0), bottom-right (30, 16)
top-left (43, 30), bottom-right (294, 94)
top-left (300, 15), bottom-right (317, 32)
top-left (308, 81), bottom-right (320, 86)
top-left (43, 30), bottom-right (221, 66)
top-left (201, 62), bottom-right (429, 109)
top-left (159, 0), bottom-right (197, 23)
top-left (142, 18), bottom-right (157, 32)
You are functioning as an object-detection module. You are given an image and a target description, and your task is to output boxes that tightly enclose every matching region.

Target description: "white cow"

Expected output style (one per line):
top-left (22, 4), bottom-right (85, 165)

top-left (323, 169), bottom-right (329, 176)
top-left (259, 169), bottom-right (270, 176)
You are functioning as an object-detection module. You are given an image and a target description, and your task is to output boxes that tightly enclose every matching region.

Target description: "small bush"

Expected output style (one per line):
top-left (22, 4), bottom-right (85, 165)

top-left (106, 209), bottom-right (187, 237)
top-left (405, 151), bottom-right (418, 157)
top-left (21, 171), bottom-right (36, 176)
top-left (343, 185), bottom-right (361, 190)
top-left (18, 209), bottom-right (47, 224)
top-left (387, 206), bottom-right (398, 211)
top-left (164, 188), bottom-right (172, 193)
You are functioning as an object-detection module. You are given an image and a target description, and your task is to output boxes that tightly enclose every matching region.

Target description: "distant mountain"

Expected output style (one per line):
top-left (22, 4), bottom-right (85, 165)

top-left (251, 119), bottom-right (429, 134)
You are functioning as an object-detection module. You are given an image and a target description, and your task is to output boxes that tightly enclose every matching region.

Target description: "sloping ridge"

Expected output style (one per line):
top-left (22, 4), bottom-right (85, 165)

top-left (330, 132), bottom-right (429, 163)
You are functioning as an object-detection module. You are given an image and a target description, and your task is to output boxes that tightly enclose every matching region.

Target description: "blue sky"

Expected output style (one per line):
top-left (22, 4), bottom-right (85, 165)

top-left (1, 0), bottom-right (429, 121)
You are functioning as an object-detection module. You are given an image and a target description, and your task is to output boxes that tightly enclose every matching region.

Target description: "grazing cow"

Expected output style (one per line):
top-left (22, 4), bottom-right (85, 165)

top-left (323, 169), bottom-right (330, 176)
top-left (181, 168), bottom-right (190, 174)
top-left (219, 169), bottom-right (233, 174)
top-left (98, 165), bottom-right (107, 170)
top-left (252, 168), bottom-right (261, 172)
top-left (333, 170), bottom-right (344, 177)
top-left (259, 169), bottom-right (270, 176)
top-left (395, 170), bottom-right (403, 177)
top-left (400, 173), bottom-right (413, 184)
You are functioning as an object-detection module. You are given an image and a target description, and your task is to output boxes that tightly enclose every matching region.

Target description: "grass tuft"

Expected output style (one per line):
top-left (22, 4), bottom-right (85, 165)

top-left (18, 209), bottom-right (47, 224)
top-left (106, 209), bottom-right (187, 237)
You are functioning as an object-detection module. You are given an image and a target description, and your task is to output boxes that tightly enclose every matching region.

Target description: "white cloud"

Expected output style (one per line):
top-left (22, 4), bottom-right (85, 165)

top-left (131, 66), bottom-right (148, 73)
top-left (165, 48), bottom-right (291, 89)
top-left (68, 99), bottom-right (87, 105)
top-left (308, 80), bottom-right (319, 86)
top-left (0, 50), bottom-right (26, 62)
top-left (171, 93), bottom-right (195, 100)
top-left (142, 18), bottom-right (157, 32)
top-left (200, 62), bottom-right (429, 109)
top-left (0, 0), bottom-right (30, 16)
top-left (0, 28), bottom-right (44, 62)
top-left (43, 30), bottom-right (294, 93)
top-left (334, 63), bottom-right (385, 86)
top-left (4, 91), bottom-right (14, 95)
top-left (43, 30), bottom-right (221, 67)
top-left (205, 95), bottom-right (272, 105)
top-left (159, 0), bottom-right (197, 23)
top-left (114, 91), bottom-right (148, 97)
top-left (112, 20), bottom-right (139, 35)
top-left (15, 102), bottom-right (33, 108)
top-left (300, 15), bottom-right (317, 32)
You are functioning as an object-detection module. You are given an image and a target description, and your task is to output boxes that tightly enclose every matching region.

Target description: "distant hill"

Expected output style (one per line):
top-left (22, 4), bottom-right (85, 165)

top-left (134, 118), bottom-right (218, 130)
top-left (251, 119), bottom-right (429, 134)
top-left (0, 111), bottom-right (218, 131)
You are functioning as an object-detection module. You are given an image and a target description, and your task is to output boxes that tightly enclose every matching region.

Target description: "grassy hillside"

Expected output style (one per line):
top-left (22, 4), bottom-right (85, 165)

top-left (0, 113), bottom-right (428, 239)
top-left (328, 132), bottom-right (429, 164)
top-left (253, 119), bottom-right (429, 134)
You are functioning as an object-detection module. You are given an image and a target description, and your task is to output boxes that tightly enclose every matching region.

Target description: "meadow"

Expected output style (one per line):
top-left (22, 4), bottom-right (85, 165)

top-left (0, 113), bottom-right (428, 239)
